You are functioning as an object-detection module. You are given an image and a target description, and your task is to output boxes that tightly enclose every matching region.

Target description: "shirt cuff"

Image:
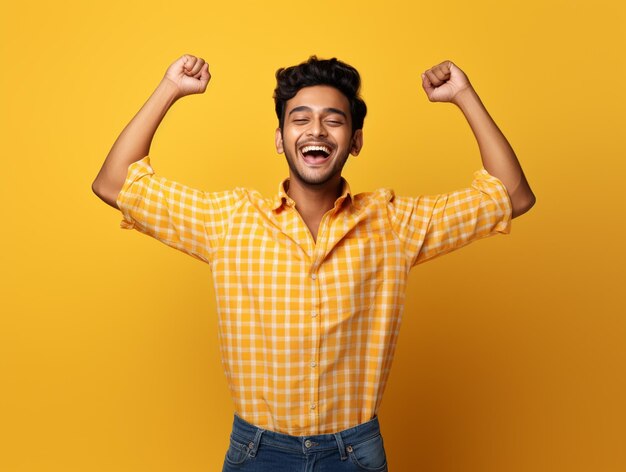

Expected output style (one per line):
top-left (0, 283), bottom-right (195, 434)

top-left (471, 168), bottom-right (513, 235)
top-left (116, 156), bottom-right (154, 230)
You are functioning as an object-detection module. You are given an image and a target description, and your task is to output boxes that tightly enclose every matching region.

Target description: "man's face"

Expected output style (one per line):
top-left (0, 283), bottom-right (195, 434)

top-left (275, 85), bottom-right (363, 187)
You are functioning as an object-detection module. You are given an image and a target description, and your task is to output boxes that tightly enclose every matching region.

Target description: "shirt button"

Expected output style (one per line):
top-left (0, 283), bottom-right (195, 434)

top-left (310, 403), bottom-right (316, 410)
top-left (311, 362), bottom-right (317, 368)
top-left (312, 312), bottom-right (318, 318)
top-left (304, 439), bottom-right (312, 448)
top-left (311, 273), bottom-right (317, 280)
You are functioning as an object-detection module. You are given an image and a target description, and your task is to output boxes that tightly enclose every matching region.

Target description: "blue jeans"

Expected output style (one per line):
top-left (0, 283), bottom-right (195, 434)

top-left (222, 414), bottom-right (388, 472)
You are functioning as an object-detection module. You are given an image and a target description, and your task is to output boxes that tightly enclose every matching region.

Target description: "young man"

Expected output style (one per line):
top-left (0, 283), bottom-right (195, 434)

top-left (92, 54), bottom-right (535, 472)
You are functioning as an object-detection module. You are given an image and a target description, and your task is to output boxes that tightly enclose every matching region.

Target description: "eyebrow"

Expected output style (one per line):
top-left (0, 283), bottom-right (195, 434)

top-left (288, 106), bottom-right (347, 118)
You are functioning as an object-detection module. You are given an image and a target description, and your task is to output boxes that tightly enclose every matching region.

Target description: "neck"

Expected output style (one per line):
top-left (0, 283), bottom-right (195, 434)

top-left (286, 174), bottom-right (343, 238)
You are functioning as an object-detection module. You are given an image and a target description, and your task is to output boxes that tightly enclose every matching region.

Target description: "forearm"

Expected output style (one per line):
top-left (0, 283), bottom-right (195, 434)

top-left (454, 87), bottom-right (535, 218)
top-left (92, 78), bottom-right (180, 208)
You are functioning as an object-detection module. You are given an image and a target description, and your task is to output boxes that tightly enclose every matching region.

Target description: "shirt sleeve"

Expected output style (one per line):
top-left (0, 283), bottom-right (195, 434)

top-left (116, 156), bottom-right (242, 264)
top-left (387, 169), bottom-right (513, 267)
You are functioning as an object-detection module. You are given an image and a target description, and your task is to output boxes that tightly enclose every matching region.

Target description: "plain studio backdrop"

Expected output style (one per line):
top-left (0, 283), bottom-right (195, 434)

top-left (1, 0), bottom-right (625, 470)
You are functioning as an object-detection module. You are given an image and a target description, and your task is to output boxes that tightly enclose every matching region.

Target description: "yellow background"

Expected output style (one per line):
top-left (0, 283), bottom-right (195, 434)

top-left (2, 0), bottom-right (625, 470)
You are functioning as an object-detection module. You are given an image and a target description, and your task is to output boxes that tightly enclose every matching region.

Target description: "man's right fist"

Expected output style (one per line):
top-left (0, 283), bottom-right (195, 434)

top-left (163, 54), bottom-right (211, 99)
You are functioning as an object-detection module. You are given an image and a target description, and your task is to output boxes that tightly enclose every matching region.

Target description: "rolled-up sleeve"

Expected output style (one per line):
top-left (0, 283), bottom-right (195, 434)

top-left (388, 169), bottom-right (512, 267)
top-left (116, 156), bottom-right (242, 264)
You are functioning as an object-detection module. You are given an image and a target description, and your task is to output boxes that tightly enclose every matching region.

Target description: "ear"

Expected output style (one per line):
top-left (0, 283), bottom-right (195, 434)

top-left (275, 128), bottom-right (284, 154)
top-left (350, 129), bottom-right (363, 156)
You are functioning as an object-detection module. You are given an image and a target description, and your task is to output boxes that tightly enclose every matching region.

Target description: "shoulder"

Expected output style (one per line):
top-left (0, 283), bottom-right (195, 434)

top-left (352, 188), bottom-right (395, 207)
top-left (353, 187), bottom-right (435, 213)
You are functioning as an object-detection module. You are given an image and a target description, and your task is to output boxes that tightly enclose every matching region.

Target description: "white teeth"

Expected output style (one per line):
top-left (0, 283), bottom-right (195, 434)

top-left (301, 145), bottom-right (331, 155)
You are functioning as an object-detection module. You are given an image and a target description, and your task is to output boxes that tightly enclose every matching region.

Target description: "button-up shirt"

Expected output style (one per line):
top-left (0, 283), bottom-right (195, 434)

top-left (116, 156), bottom-right (512, 435)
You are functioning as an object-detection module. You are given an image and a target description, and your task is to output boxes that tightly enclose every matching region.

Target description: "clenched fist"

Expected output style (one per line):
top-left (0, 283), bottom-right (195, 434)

top-left (163, 54), bottom-right (211, 100)
top-left (421, 61), bottom-right (472, 104)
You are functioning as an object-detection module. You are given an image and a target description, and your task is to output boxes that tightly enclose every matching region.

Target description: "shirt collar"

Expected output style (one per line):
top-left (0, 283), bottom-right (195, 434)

top-left (271, 177), bottom-right (353, 212)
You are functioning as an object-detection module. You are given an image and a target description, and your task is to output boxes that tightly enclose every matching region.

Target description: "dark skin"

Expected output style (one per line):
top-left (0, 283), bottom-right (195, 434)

top-left (93, 55), bottom-right (534, 232)
top-left (274, 85), bottom-right (363, 241)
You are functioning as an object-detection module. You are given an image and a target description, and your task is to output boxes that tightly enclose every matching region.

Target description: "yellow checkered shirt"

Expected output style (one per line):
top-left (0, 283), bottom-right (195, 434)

top-left (117, 156), bottom-right (512, 435)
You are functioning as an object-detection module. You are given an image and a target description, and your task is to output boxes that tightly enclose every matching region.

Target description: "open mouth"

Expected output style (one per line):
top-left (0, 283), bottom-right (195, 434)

top-left (299, 144), bottom-right (333, 165)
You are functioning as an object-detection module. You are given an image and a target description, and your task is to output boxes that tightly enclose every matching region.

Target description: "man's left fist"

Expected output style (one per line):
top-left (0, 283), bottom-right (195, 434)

top-left (421, 61), bottom-right (472, 104)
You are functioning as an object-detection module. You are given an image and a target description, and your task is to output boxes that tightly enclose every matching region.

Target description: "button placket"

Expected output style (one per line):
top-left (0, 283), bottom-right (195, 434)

top-left (308, 263), bottom-right (321, 429)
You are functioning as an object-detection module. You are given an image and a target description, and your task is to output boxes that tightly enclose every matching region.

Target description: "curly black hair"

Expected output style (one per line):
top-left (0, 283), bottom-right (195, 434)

top-left (273, 56), bottom-right (367, 133)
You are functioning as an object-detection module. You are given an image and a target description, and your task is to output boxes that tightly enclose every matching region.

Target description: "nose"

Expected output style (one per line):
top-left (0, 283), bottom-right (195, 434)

top-left (307, 116), bottom-right (327, 137)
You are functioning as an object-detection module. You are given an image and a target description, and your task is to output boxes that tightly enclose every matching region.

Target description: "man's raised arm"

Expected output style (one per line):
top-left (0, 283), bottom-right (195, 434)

top-left (91, 54), bottom-right (210, 208)
top-left (421, 61), bottom-right (536, 218)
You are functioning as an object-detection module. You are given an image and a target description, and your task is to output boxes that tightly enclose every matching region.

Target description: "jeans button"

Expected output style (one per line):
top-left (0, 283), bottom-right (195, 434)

top-left (305, 439), bottom-right (313, 448)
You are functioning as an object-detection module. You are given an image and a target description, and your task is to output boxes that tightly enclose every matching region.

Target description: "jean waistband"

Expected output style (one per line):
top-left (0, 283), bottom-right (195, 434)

top-left (230, 414), bottom-right (382, 459)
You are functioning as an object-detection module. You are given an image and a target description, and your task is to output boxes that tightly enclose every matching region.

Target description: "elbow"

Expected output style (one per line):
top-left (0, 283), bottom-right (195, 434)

top-left (91, 178), bottom-right (120, 209)
top-left (91, 178), bottom-right (107, 201)
top-left (511, 191), bottom-right (536, 218)
top-left (91, 179), bottom-right (102, 198)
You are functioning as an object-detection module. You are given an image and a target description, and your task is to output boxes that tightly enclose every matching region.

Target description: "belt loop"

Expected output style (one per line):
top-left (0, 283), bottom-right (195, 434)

top-left (334, 432), bottom-right (348, 461)
top-left (248, 427), bottom-right (265, 457)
